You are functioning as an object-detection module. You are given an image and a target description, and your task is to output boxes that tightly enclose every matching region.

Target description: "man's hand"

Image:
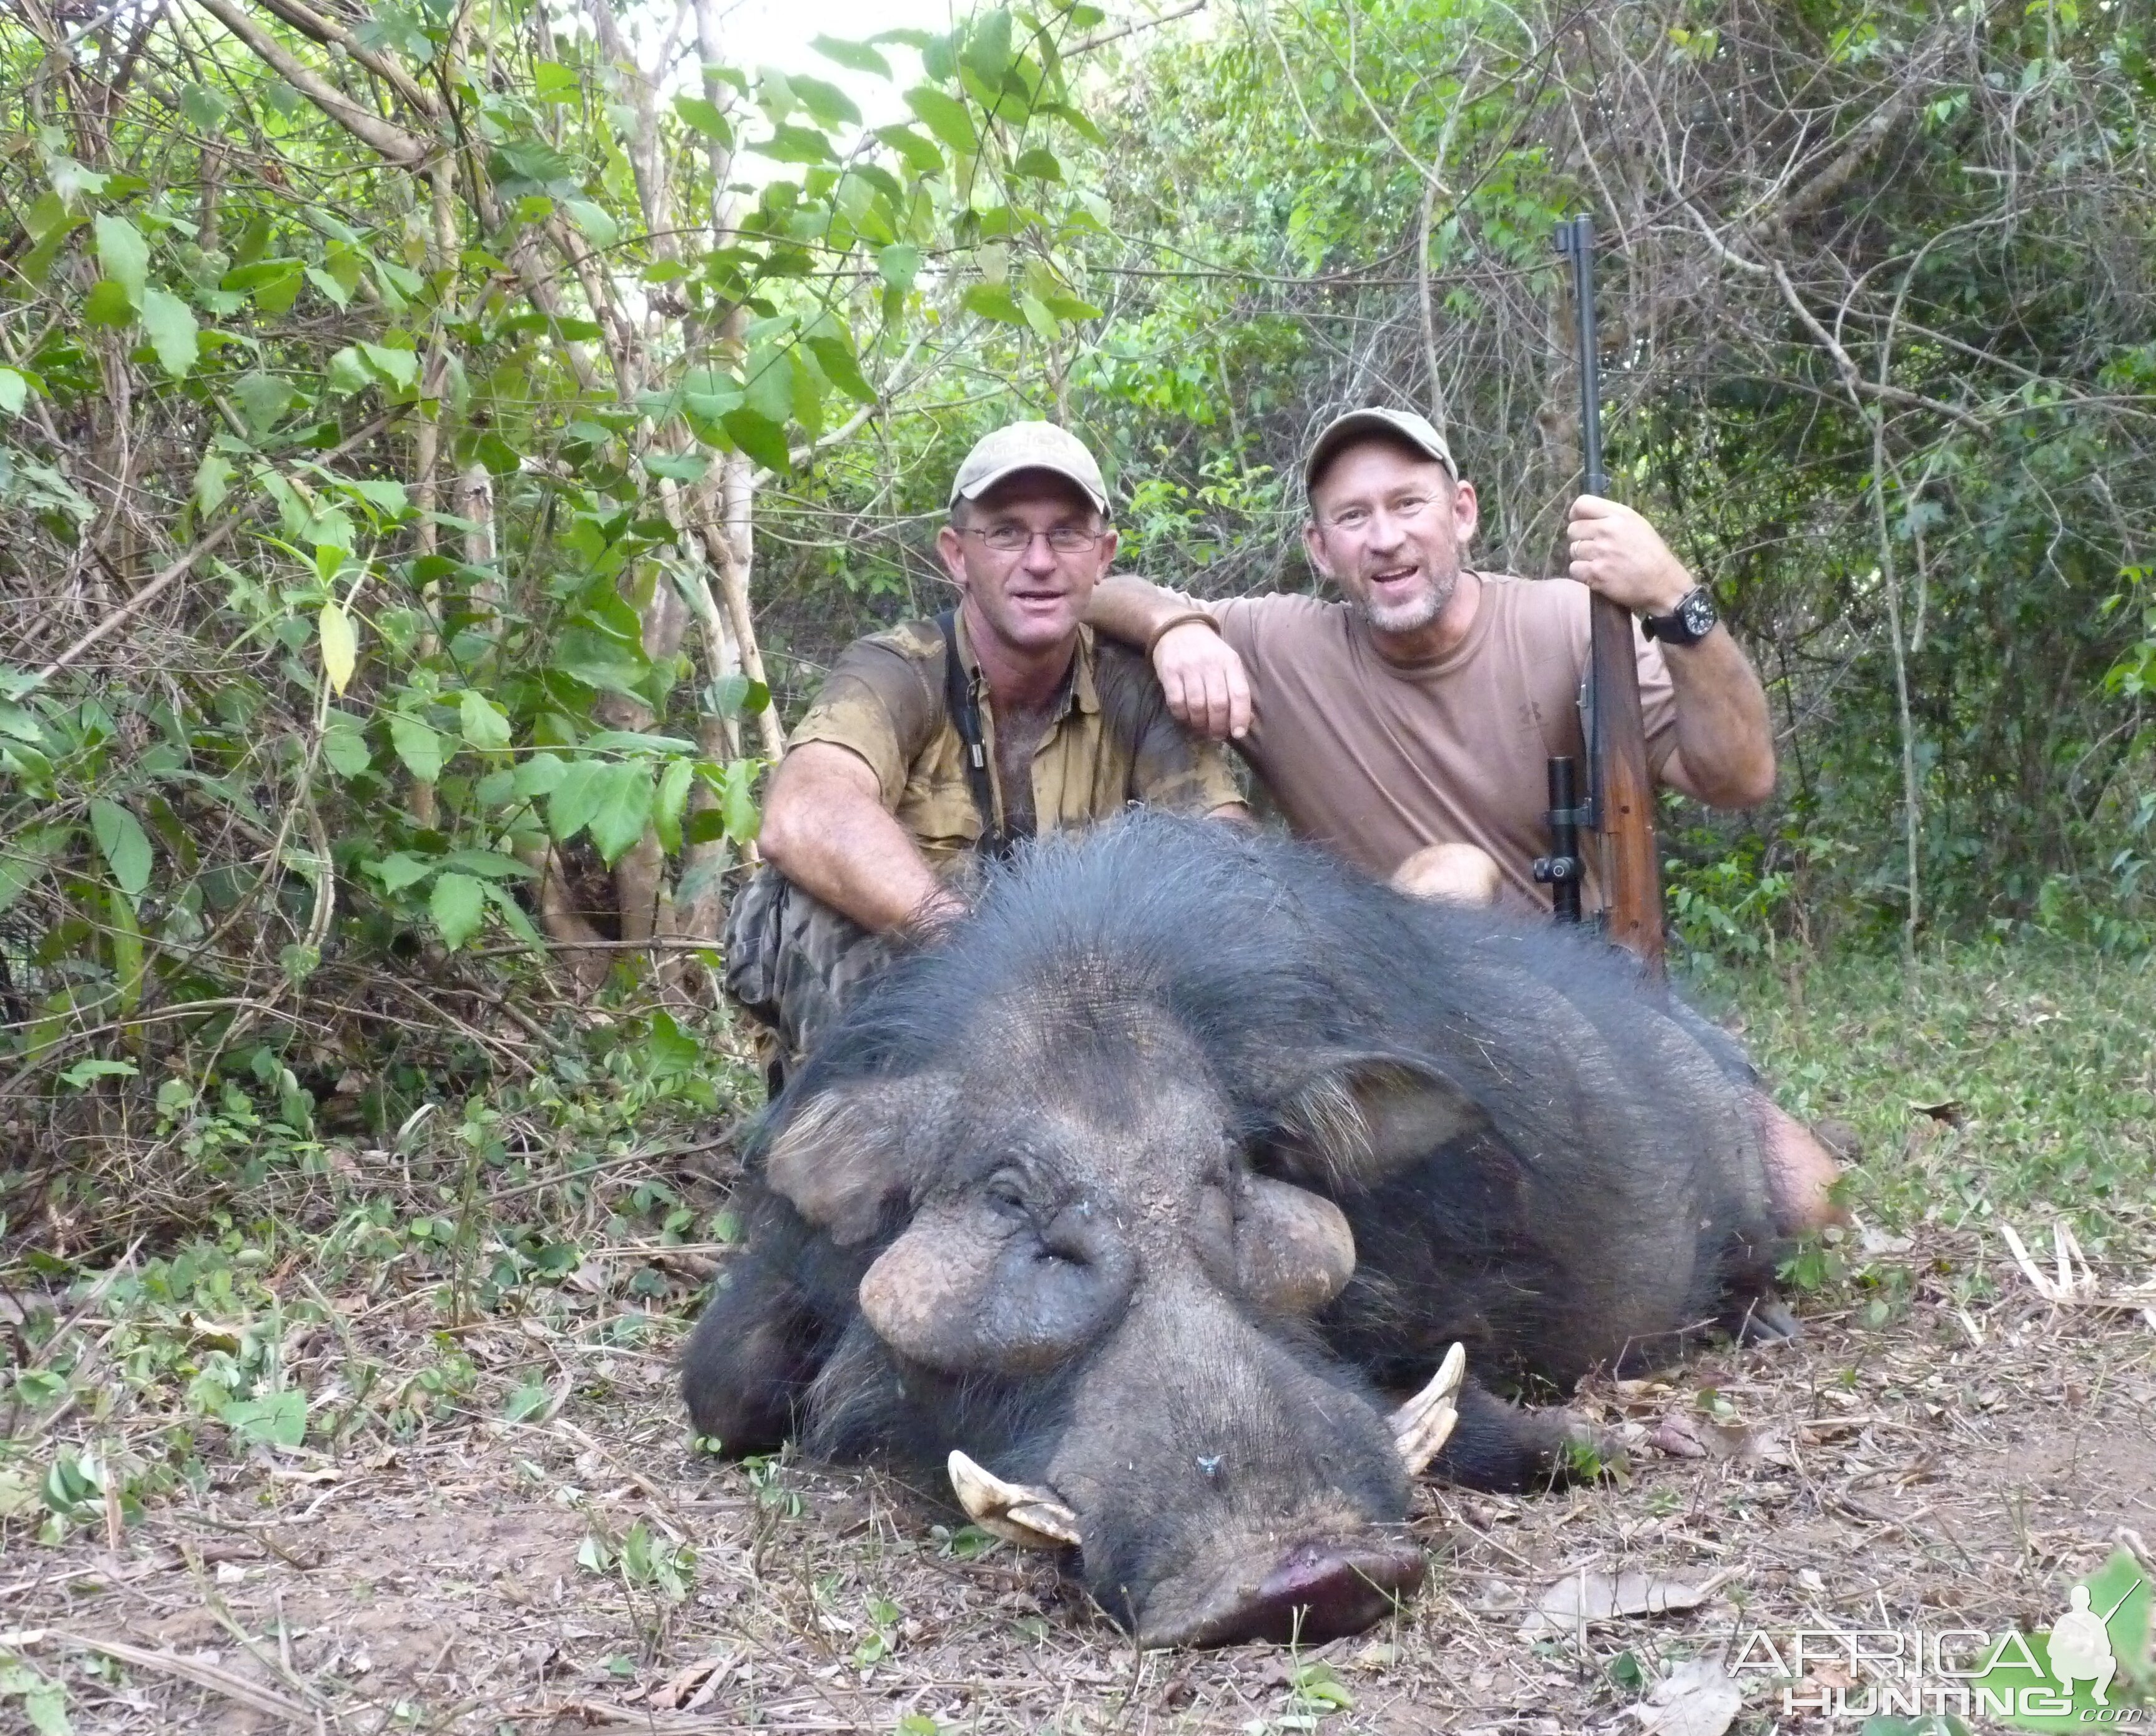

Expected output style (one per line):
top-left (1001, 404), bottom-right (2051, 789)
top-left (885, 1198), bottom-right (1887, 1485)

top-left (1154, 619), bottom-right (1253, 742)
top-left (1566, 496), bottom-right (1695, 617)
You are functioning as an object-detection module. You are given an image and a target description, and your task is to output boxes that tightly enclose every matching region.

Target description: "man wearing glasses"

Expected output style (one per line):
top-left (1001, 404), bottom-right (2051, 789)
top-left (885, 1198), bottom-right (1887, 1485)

top-left (724, 420), bottom-right (1245, 1087)
top-left (1087, 407), bottom-right (1841, 1233)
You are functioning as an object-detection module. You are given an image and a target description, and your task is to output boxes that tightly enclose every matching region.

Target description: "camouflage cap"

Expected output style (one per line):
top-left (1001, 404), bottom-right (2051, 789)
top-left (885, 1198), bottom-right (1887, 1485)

top-left (1303, 407), bottom-right (1459, 497)
top-left (949, 421), bottom-right (1110, 515)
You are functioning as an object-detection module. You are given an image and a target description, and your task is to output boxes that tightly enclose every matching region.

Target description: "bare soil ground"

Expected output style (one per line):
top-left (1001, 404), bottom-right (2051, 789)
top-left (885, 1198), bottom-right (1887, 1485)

top-left (10, 1215), bottom-right (2155, 1735)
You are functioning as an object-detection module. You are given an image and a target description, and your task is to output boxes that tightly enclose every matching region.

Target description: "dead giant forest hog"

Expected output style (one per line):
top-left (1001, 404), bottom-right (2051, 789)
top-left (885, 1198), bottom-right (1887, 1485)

top-left (684, 815), bottom-right (1788, 1647)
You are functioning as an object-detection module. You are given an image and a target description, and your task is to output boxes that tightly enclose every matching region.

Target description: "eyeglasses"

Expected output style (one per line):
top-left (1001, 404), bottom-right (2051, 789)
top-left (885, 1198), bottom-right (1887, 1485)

top-left (960, 525), bottom-right (1109, 556)
top-left (1321, 495), bottom-right (1439, 535)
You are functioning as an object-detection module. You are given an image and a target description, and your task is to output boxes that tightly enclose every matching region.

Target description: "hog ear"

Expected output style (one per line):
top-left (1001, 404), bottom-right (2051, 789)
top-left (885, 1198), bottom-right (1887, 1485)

top-left (1273, 1054), bottom-right (1491, 1189)
top-left (762, 1080), bottom-right (927, 1247)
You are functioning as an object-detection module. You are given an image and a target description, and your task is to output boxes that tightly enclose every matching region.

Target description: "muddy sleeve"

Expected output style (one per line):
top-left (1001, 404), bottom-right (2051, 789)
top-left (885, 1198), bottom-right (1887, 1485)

top-left (788, 639), bottom-right (942, 810)
top-left (1124, 682), bottom-right (1246, 814)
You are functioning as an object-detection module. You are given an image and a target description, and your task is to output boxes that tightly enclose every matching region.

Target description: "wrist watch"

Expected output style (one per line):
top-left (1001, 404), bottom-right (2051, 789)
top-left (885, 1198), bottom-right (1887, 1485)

top-left (1642, 585), bottom-right (1718, 646)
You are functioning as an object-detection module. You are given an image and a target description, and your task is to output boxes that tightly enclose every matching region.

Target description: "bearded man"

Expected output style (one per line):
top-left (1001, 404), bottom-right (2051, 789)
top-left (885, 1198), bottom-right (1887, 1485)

top-left (1087, 407), bottom-right (1842, 1232)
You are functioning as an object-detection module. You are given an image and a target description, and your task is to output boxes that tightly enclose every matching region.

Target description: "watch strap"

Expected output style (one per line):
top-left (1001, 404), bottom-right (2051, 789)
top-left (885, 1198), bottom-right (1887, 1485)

top-left (1643, 586), bottom-right (1716, 646)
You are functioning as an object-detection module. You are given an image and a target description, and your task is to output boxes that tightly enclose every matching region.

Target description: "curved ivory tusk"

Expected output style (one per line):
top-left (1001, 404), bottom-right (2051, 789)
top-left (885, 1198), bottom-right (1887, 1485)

top-left (947, 1449), bottom-right (1082, 1549)
top-left (1391, 1340), bottom-right (1467, 1476)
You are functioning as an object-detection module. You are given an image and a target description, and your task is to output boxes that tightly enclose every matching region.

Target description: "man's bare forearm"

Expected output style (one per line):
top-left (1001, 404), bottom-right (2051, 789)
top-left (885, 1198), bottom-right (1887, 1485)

top-left (1662, 632), bottom-right (1776, 807)
top-left (1087, 574), bottom-right (1192, 647)
top-left (760, 747), bottom-right (963, 933)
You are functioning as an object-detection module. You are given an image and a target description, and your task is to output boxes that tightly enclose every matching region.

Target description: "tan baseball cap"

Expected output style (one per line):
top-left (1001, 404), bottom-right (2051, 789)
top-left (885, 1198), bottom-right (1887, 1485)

top-left (1303, 407), bottom-right (1458, 496)
top-left (949, 421), bottom-right (1110, 515)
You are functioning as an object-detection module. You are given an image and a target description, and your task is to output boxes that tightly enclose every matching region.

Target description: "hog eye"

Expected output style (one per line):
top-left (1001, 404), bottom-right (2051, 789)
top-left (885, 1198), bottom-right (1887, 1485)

top-left (985, 1170), bottom-right (1030, 1212)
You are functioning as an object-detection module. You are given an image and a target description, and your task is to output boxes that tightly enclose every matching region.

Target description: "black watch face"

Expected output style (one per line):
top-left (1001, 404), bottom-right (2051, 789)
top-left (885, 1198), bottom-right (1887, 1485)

top-left (1679, 591), bottom-right (1717, 639)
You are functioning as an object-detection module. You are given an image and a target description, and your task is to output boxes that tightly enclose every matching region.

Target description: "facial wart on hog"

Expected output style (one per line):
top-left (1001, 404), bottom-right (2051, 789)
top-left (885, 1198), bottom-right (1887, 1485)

top-left (684, 813), bottom-right (1787, 1647)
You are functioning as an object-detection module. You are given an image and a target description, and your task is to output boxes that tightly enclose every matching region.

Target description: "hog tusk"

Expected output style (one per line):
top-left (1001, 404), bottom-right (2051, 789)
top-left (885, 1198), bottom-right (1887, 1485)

top-left (947, 1450), bottom-right (1083, 1550)
top-left (1391, 1341), bottom-right (1467, 1477)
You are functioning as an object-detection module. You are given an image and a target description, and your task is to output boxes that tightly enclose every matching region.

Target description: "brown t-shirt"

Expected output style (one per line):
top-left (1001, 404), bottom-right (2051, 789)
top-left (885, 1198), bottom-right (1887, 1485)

top-left (1199, 576), bottom-right (1678, 909)
top-left (790, 615), bottom-right (1242, 871)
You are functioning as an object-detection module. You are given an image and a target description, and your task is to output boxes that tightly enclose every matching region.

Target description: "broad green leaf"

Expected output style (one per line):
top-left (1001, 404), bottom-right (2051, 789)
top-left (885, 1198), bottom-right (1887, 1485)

top-left (790, 73), bottom-right (862, 128)
top-left (719, 759), bottom-right (760, 843)
top-left (222, 1389), bottom-right (306, 1449)
top-left (586, 762), bottom-right (657, 865)
top-left (89, 798), bottom-right (152, 896)
top-left (233, 371), bottom-right (294, 433)
top-left (61, 1057), bottom-right (138, 1089)
top-left (22, 1679), bottom-right (70, 1736)
top-left (963, 282), bottom-right (1026, 325)
top-left (321, 712), bottom-right (370, 777)
top-left (327, 346), bottom-right (373, 395)
top-left (674, 95), bottom-right (734, 145)
top-left (483, 882), bottom-right (545, 953)
top-left (359, 342), bottom-right (419, 390)
top-left (874, 125), bottom-right (944, 175)
top-left (564, 199), bottom-right (620, 248)
top-left (534, 60), bottom-right (579, 99)
top-left (194, 451), bottom-right (232, 514)
top-left (341, 476), bottom-right (409, 516)
top-left (94, 213), bottom-right (149, 303)
top-left (389, 713), bottom-right (444, 782)
top-left (306, 265), bottom-right (351, 308)
top-left (743, 347), bottom-right (793, 424)
top-left (643, 450), bottom-right (710, 483)
top-left (964, 8), bottom-right (1014, 86)
top-left (753, 124), bottom-right (836, 165)
top-left (318, 601), bottom-right (357, 694)
top-left (0, 368), bottom-right (26, 415)
top-left (548, 757), bottom-right (606, 841)
top-left (878, 243), bottom-right (923, 290)
top-left (514, 751), bottom-right (569, 797)
top-left (654, 755), bottom-right (693, 852)
top-left (0, 825), bottom-right (69, 918)
top-left (440, 848), bottom-right (535, 879)
top-left (720, 408), bottom-right (790, 473)
top-left (430, 871), bottom-right (486, 948)
top-left (84, 279), bottom-right (134, 326)
top-left (806, 335), bottom-right (877, 406)
top-left (459, 690), bottom-right (511, 750)
top-left (906, 86), bottom-right (978, 153)
top-left (1019, 290), bottom-right (1058, 340)
top-left (813, 34), bottom-right (891, 77)
top-left (369, 852), bottom-right (433, 893)
top-left (1012, 147), bottom-right (1063, 182)
top-left (139, 287), bottom-right (200, 377)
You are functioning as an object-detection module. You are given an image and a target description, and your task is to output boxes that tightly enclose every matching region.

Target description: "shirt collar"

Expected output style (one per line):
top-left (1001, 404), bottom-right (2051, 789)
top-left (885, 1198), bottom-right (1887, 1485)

top-left (954, 612), bottom-right (1099, 718)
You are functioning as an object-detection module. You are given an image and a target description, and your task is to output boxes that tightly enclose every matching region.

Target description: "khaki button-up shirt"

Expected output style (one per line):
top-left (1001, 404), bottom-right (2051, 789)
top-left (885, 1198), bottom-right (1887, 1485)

top-left (790, 613), bottom-right (1241, 869)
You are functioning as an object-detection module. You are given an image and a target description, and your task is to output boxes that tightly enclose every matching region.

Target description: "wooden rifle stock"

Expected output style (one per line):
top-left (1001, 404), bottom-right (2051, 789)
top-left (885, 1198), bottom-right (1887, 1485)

top-left (1554, 214), bottom-right (1665, 977)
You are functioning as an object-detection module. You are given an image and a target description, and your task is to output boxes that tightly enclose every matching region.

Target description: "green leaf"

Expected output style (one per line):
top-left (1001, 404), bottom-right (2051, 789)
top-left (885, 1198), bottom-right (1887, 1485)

top-left (459, 690), bottom-right (512, 751)
top-left (194, 451), bottom-right (233, 514)
top-left (513, 751), bottom-right (568, 798)
top-left (483, 881), bottom-right (545, 952)
top-left (94, 212), bottom-right (149, 303)
top-left (359, 342), bottom-right (419, 390)
top-left (806, 335), bottom-right (876, 406)
top-left (89, 798), bottom-right (152, 897)
top-left (321, 712), bottom-right (370, 777)
top-left (586, 762), bottom-right (656, 865)
top-left (306, 265), bottom-right (351, 308)
top-left (369, 851), bottom-right (433, 894)
top-left (720, 408), bottom-right (790, 473)
top-left (654, 755), bottom-right (693, 852)
top-left (875, 125), bottom-right (944, 175)
top-left (963, 282), bottom-right (1026, 325)
top-left (642, 450), bottom-right (710, 483)
top-left (906, 86), bottom-right (978, 153)
top-left (84, 278), bottom-right (135, 326)
top-left (0, 368), bottom-right (26, 416)
top-left (222, 1389), bottom-right (306, 1449)
top-left (137, 287), bottom-right (200, 378)
top-left (318, 602), bottom-right (357, 694)
top-left (674, 95), bottom-right (734, 145)
top-left (964, 8), bottom-right (1013, 86)
top-left (429, 871), bottom-right (486, 948)
top-left (719, 759), bottom-right (760, 843)
top-left (789, 73), bottom-right (862, 128)
top-left (877, 243), bottom-right (923, 291)
top-left (440, 848), bottom-right (535, 879)
top-left (234, 371), bottom-right (294, 434)
top-left (813, 34), bottom-right (891, 76)
top-left (389, 713), bottom-right (444, 782)
top-left (564, 199), bottom-right (620, 248)
top-left (753, 124), bottom-right (836, 165)
top-left (1012, 147), bottom-right (1063, 182)
top-left (548, 757), bottom-right (605, 841)
top-left (61, 1057), bottom-right (138, 1090)
top-left (1018, 290), bottom-right (1058, 340)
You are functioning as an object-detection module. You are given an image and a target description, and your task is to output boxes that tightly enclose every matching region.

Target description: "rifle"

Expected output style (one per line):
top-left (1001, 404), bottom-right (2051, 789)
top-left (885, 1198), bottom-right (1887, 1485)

top-left (1533, 214), bottom-right (1665, 977)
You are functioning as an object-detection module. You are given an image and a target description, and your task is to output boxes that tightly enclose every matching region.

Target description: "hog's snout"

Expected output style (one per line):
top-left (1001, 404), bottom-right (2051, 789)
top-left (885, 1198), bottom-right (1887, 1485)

top-left (1150, 1536), bottom-right (1427, 1648)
